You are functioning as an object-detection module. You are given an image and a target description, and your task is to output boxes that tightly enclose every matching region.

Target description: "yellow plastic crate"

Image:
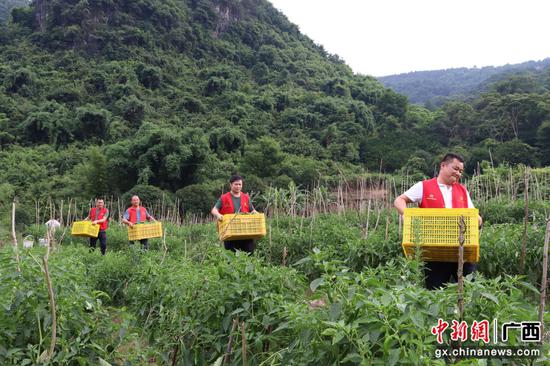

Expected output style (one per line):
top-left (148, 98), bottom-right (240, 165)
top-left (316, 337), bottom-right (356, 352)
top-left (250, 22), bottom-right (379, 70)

top-left (71, 220), bottom-right (100, 238)
top-left (402, 208), bottom-right (479, 263)
top-left (127, 222), bottom-right (163, 241)
top-left (217, 213), bottom-right (266, 241)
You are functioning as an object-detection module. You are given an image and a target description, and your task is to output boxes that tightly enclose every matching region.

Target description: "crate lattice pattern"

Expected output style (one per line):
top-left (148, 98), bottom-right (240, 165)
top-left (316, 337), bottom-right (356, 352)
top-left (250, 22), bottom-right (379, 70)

top-left (71, 221), bottom-right (99, 238)
top-left (217, 213), bottom-right (266, 241)
top-left (127, 222), bottom-right (163, 241)
top-left (402, 208), bottom-right (479, 262)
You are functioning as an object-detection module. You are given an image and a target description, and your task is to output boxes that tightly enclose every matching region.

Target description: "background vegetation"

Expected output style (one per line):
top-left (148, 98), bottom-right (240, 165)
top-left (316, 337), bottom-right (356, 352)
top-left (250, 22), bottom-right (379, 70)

top-left (0, 2), bottom-right (549, 363)
top-left (1, 0), bottom-right (550, 212)
top-left (1, 187), bottom-right (549, 365)
top-left (378, 58), bottom-right (550, 106)
top-left (0, 0), bottom-right (29, 23)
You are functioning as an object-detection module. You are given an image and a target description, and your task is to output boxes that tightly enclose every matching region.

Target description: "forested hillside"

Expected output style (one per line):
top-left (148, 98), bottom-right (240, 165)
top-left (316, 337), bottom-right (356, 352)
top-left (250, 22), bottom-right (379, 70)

top-left (378, 58), bottom-right (550, 106)
top-left (0, 0), bottom-right (29, 23)
top-left (1, 4), bottom-right (549, 363)
top-left (1, 0), bottom-right (549, 216)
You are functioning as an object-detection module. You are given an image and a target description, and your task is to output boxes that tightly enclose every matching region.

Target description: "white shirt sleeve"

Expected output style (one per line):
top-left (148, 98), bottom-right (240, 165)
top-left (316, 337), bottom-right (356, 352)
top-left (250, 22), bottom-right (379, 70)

top-left (403, 181), bottom-right (423, 204)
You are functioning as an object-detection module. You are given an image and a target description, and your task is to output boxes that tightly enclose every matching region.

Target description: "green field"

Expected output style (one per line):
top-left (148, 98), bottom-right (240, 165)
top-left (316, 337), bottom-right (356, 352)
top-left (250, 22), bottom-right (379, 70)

top-left (1, 193), bottom-right (549, 365)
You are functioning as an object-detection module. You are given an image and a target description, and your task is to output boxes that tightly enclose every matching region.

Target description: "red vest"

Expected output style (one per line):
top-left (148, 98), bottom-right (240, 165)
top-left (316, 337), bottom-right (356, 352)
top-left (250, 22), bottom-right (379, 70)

top-left (420, 178), bottom-right (468, 208)
top-left (127, 206), bottom-right (147, 223)
top-left (90, 207), bottom-right (108, 231)
top-left (219, 192), bottom-right (250, 215)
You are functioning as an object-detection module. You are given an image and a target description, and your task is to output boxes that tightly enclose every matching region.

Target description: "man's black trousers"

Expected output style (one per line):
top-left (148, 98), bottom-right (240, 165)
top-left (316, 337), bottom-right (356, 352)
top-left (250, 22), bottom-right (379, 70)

top-left (90, 231), bottom-right (107, 255)
top-left (224, 239), bottom-right (255, 254)
top-left (425, 261), bottom-right (476, 290)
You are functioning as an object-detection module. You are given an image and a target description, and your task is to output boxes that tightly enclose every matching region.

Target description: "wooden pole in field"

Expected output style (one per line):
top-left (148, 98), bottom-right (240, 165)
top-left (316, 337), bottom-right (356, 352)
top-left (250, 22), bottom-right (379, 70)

top-left (11, 201), bottom-right (21, 272)
top-left (222, 319), bottom-right (238, 365)
top-left (42, 253), bottom-right (57, 360)
top-left (66, 199), bottom-right (72, 226)
top-left (35, 199), bottom-right (39, 226)
top-left (161, 193), bottom-right (164, 221)
top-left (48, 197), bottom-right (53, 222)
top-left (398, 214), bottom-right (402, 239)
top-left (117, 197), bottom-right (122, 224)
top-left (73, 200), bottom-right (78, 224)
top-left (363, 198), bottom-right (371, 239)
top-left (41, 199), bottom-right (47, 226)
top-left (457, 216), bottom-right (466, 343)
top-left (241, 321), bottom-right (248, 366)
top-left (538, 220), bottom-right (549, 341)
top-left (520, 168), bottom-right (530, 274)
top-left (385, 215), bottom-right (390, 241)
top-left (161, 227), bottom-right (168, 264)
top-left (58, 200), bottom-right (71, 246)
top-left (59, 200), bottom-right (64, 227)
top-left (41, 224), bottom-right (57, 360)
top-left (170, 343), bottom-right (179, 366)
top-left (373, 205), bottom-right (382, 232)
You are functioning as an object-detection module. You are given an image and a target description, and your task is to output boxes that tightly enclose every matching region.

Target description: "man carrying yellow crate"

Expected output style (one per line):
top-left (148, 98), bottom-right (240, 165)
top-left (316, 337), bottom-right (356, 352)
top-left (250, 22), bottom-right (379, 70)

top-left (211, 175), bottom-right (258, 254)
top-left (84, 198), bottom-right (109, 255)
top-left (122, 195), bottom-right (156, 250)
top-left (394, 153), bottom-right (483, 290)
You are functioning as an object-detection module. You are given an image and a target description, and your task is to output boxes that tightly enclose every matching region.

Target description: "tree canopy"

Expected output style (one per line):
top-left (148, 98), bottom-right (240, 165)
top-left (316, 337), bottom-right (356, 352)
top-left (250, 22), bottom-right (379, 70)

top-left (1, 0), bottom-right (549, 212)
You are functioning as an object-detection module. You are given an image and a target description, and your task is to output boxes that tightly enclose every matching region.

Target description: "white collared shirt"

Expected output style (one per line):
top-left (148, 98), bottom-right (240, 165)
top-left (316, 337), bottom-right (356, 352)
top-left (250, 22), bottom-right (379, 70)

top-left (404, 181), bottom-right (475, 208)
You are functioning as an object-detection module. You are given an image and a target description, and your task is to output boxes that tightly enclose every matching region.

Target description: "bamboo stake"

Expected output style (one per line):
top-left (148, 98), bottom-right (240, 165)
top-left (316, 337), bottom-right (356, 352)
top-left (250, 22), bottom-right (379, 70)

top-left (117, 197), bottom-right (122, 224)
top-left (373, 205), bottom-right (382, 232)
top-left (457, 216), bottom-right (465, 325)
top-left (223, 319), bottom-right (238, 365)
top-left (110, 197), bottom-right (114, 222)
top-left (359, 177), bottom-right (365, 213)
top-left (58, 201), bottom-right (71, 247)
top-left (35, 199), bottom-right (39, 226)
top-left (65, 198), bottom-right (72, 226)
top-left (268, 222), bottom-right (272, 261)
top-left (398, 214), bottom-right (402, 239)
top-left (161, 227), bottom-right (168, 264)
top-left (73, 201), bottom-right (78, 224)
top-left (43, 250), bottom-right (57, 360)
top-left (48, 197), bottom-right (54, 225)
top-left (241, 321), bottom-right (248, 366)
top-left (59, 200), bottom-right (64, 227)
top-left (41, 199), bottom-right (47, 226)
top-left (161, 193), bottom-right (165, 222)
top-left (263, 324), bottom-right (272, 353)
top-left (385, 215), bottom-right (390, 241)
top-left (520, 168), bottom-right (530, 274)
top-left (11, 201), bottom-right (21, 272)
top-left (170, 343), bottom-right (179, 366)
top-left (538, 220), bottom-right (549, 341)
top-left (364, 198), bottom-right (371, 239)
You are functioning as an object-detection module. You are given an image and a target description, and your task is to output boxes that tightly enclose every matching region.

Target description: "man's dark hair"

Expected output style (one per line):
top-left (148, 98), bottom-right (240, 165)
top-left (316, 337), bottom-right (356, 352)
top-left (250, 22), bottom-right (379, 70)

top-left (441, 153), bottom-right (464, 164)
top-left (229, 175), bottom-right (243, 184)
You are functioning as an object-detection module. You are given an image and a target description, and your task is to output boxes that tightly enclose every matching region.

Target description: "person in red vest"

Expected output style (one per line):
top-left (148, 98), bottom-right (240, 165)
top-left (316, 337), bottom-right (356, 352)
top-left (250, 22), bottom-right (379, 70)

top-left (122, 195), bottom-right (156, 250)
top-left (85, 198), bottom-right (109, 255)
top-left (211, 175), bottom-right (258, 254)
top-left (394, 153), bottom-right (483, 290)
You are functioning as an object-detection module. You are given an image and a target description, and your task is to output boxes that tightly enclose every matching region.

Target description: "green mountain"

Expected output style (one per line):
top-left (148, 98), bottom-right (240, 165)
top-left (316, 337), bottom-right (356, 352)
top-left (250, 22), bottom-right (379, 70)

top-left (0, 0), bottom-right (413, 202)
top-left (1, 0), bottom-right (549, 214)
top-left (378, 59), bottom-right (550, 106)
top-left (0, 0), bottom-right (29, 23)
